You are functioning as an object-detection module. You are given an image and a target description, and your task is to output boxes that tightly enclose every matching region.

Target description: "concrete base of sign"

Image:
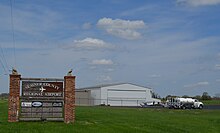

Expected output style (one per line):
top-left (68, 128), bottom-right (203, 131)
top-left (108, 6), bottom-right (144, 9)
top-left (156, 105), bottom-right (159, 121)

top-left (19, 117), bottom-right (64, 121)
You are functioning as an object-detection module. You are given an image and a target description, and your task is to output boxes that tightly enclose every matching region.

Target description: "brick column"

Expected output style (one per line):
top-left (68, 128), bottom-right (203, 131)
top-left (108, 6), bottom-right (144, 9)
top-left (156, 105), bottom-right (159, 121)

top-left (8, 74), bottom-right (21, 122)
top-left (64, 75), bottom-right (75, 123)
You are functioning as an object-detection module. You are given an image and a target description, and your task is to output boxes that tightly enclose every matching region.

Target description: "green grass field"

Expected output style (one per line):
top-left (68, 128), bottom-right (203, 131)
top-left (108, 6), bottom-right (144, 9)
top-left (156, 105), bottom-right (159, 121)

top-left (0, 99), bottom-right (220, 133)
top-left (201, 100), bottom-right (220, 105)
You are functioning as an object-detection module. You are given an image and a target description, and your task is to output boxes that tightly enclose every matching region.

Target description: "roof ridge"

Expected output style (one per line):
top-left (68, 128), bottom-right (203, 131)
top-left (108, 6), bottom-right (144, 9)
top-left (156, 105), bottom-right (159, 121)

top-left (77, 83), bottom-right (152, 90)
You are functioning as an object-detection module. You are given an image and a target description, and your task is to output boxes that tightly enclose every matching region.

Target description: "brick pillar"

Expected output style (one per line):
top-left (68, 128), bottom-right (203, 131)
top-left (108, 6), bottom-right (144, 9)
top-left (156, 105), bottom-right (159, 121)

top-left (64, 75), bottom-right (75, 123)
top-left (8, 74), bottom-right (21, 122)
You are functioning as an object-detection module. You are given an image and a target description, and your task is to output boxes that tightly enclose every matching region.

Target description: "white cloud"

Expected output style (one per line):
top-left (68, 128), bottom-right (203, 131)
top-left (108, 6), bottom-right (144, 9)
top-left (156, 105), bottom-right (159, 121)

top-left (197, 82), bottom-right (209, 85)
top-left (97, 18), bottom-right (146, 40)
top-left (106, 29), bottom-right (141, 40)
top-left (184, 81), bottom-right (209, 88)
top-left (216, 79), bottom-right (220, 82)
top-left (97, 18), bottom-right (145, 29)
top-left (91, 59), bottom-right (113, 65)
top-left (215, 64), bottom-right (220, 69)
top-left (177, 0), bottom-right (220, 6)
top-left (96, 75), bottom-right (112, 83)
top-left (149, 74), bottom-right (161, 78)
top-left (102, 76), bottom-right (112, 81)
top-left (64, 37), bottom-right (113, 50)
top-left (106, 68), bottom-right (114, 72)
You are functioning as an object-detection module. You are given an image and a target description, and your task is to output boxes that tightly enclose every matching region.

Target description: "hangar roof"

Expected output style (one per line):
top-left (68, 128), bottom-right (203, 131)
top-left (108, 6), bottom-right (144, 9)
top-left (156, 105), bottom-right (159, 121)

top-left (77, 83), bottom-right (153, 90)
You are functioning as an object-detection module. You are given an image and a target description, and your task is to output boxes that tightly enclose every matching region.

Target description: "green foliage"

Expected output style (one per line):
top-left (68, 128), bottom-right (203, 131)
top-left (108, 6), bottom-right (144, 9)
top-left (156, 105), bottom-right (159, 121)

top-left (202, 92), bottom-right (212, 100)
top-left (0, 100), bottom-right (220, 133)
top-left (0, 93), bottom-right (9, 100)
top-left (182, 95), bottom-right (190, 98)
top-left (193, 95), bottom-right (202, 100)
top-left (151, 92), bottom-right (160, 99)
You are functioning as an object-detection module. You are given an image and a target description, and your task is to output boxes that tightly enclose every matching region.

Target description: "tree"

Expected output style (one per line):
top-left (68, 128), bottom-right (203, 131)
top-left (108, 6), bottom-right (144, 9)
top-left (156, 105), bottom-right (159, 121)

top-left (152, 92), bottom-right (160, 99)
top-left (194, 95), bottom-right (201, 100)
top-left (0, 93), bottom-right (9, 99)
top-left (182, 95), bottom-right (189, 98)
top-left (201, 92), bottom-right (211, 100)
top-left (165, 95), bottom-right (178, 100)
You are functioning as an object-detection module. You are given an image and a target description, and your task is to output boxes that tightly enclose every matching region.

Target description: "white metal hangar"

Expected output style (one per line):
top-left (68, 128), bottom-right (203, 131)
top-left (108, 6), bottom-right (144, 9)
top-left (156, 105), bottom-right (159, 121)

top-left (75, 83), bottom-right (161, 106)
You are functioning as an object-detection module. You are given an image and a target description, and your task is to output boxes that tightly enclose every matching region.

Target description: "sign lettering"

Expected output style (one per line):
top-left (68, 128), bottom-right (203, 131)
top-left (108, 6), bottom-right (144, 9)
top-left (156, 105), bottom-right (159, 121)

top-left (22, 81), bottom-right (63, 97)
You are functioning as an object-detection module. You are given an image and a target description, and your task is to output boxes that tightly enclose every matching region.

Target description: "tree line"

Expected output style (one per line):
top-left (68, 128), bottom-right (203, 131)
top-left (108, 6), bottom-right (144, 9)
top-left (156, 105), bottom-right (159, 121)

top-left (163, 92), bottom-right (220, 101)
top-left (0, 93), bottom-right (9, 99)
top-left (152, 91), bottom-right (220, 101)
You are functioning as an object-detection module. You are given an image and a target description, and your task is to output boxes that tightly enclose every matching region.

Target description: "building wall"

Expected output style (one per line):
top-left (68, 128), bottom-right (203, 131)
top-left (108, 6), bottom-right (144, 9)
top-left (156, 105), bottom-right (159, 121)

top-left (90, 88), bottom-right (101, 105)
top-left (146, 89), bottom-right (153, 101)
top-left (75, 90), bottom-right (91, 106)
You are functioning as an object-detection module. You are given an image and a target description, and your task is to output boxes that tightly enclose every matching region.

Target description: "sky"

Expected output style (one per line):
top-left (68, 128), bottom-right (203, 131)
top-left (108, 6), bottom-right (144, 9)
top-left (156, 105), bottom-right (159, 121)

top-left (0, 0), bottom-right (220, 97)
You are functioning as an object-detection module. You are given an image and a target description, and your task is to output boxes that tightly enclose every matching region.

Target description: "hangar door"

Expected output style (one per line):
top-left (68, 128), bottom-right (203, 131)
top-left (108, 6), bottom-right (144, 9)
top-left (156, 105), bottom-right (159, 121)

top-left (107, 89), bottom-right (146, 106)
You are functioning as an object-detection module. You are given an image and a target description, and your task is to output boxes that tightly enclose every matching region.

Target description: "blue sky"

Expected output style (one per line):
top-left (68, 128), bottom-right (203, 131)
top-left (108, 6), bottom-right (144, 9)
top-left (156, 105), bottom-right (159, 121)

top-left (0, 0), bottom-right (220, 97)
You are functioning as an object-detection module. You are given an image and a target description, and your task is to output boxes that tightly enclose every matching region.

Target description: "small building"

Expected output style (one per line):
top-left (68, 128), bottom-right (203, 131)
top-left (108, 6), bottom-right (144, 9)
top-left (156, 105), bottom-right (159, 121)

top-left (75, 89), bottom-right (91, 106)
top-left (75, 83), bottom-right (161, 106)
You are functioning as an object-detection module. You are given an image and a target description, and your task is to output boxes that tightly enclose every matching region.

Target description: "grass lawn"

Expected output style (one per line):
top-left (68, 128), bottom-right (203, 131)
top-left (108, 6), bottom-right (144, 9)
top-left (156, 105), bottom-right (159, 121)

top-left (201, 100), bottom-right (220, 105)
top-left (0, 99), bottom-right (220, 133)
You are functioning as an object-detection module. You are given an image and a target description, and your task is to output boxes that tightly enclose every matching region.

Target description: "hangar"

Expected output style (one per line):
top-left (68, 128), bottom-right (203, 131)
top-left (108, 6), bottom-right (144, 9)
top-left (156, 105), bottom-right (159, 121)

top-left (75, 83), bottom-right (161, 106)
